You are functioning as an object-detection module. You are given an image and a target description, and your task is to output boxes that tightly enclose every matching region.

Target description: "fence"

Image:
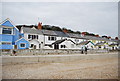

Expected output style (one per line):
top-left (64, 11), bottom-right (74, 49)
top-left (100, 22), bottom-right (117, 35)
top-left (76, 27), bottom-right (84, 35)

top-left (0, 49), bottom-right (111, 56)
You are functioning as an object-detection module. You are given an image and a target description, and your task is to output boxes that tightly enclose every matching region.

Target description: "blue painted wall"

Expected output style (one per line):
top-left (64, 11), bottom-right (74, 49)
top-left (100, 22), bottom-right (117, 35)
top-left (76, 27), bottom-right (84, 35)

top-left (1, 19), bottom-right (30, 49)
top-left (1, 44), bottom-right (13, 49)
top-left (0, 34), bottom-right (2, 49)
top-left (0, 33), bottom-right (14, 49)
top-left (13, 28), bottom-right (20, 43)
top-left (15, 38), bottom-right (29, 49)
top-left (0, 19), bottom-right (20, 49)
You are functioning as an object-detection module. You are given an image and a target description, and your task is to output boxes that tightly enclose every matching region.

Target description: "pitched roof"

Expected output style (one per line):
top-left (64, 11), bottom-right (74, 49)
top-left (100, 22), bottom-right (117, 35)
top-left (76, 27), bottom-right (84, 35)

top-left (109, 43), bottom-right (118, 46)
top-left (22, 27), bottom-right (43, 35)
top-left (42, 30), bottom-right (57, 36)
top-left (78, 41), bottom-right (90, 45)
top-left (52, 39), bottom-right (67, 45)
top-left (15, 37), bottom-right (29, 44)
top-left (95, 42), bottom-right (105, 46)
top-left (1, 18), bottom-right (19, 31)
top-left (54, 31), bottom-right (69, 37)
top-left (2, 20), bottom-right (14, 27)
top-left (66, 33), bottom-right (85, 39)
top-left (82, 35), bottom-right (115, 42)
top-left (51, 39), bottom-right (76, 45)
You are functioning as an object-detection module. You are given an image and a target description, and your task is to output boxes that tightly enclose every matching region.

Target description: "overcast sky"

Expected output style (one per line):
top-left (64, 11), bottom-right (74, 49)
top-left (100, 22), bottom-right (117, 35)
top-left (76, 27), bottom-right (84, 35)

top-left (2, 2), bottom-right (118, 38)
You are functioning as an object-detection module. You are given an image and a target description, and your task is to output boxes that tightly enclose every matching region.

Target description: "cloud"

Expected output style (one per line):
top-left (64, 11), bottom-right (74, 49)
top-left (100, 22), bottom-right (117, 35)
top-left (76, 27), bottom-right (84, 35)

top-left (2, 2), bottom-right (118, 38)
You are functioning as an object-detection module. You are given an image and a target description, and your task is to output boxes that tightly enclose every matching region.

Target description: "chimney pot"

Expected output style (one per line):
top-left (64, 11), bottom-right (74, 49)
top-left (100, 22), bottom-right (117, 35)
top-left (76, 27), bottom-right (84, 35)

top-left (38, 22), bottom-right (42, 30)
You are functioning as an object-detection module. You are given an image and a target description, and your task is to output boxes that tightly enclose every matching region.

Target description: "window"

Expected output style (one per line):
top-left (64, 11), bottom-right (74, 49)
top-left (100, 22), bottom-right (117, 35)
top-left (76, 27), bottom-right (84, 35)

top-left (28, 35), bottom-right (38, 39)
top-left (28, 35), bottom-right (31, 39)
top-left (39, 44), bottom-right (41, 48)
top-left (30, 44), bottom-right (34, 48)
top-left (48, 36), bottom-right (56, 41)
top-left (51, 37), bottom-right (55, 40)
top-left (2, 28), bottom-right (13, 34)
top-left (61, 45), bottom-right (66, 48)
top-left (48, 36), bottom-right (51, 40)
top-left (37, 35), bottom-right (38, 39)
top-left (2, 42), bottom-right (11, 45)
top-left (75, 39), bottom-right (79, 42)
top-left (20, 43), bottom-right (25, 47)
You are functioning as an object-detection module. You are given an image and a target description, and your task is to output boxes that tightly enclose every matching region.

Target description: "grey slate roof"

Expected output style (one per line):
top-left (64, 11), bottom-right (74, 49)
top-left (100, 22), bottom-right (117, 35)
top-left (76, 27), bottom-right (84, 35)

top-left (95, 42), bottom-right (105, 46)
top-left (52, 39), bottom-right (67, 45)
top-left (54, 31), bottom-right (69, 37)
top-left (42, 30), bottom-right (57, 36)
top-left (66, 33), bottom-right (85, 39)
top-left (77, 41), bottom-right (90, 45)
top-left (109, 43), bottom-right (118, 46)
top-left (51, 39), bottom-right (76, 45)
top-left (82, 35), bottom-right (117, 42)
top-left (22, 27), bottom-right (43, 35)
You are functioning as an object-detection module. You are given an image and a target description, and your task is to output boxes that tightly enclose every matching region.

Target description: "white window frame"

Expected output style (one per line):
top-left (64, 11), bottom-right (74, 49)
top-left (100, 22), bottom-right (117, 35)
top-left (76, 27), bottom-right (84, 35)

top-left (2, 27), bottom-right (13, 35)
top-left (48, 36), bottom-right (56, 41)
top-left (20, 43), bottom-right (26, 48)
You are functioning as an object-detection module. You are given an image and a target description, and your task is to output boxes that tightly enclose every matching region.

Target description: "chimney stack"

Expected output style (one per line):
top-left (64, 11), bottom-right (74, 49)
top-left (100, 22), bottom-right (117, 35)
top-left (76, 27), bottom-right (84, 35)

top-left (63, 29), bottom-right (68, 33)
top-left (38, 22), bottom-right (42, 30)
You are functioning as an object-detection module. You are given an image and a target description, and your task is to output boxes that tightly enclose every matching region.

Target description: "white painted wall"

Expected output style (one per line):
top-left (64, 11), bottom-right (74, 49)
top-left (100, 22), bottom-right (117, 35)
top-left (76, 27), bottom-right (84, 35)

top-left (29, 40), bottom-right (40, 49)
top-left (24, 33), bottom-right (44, 49)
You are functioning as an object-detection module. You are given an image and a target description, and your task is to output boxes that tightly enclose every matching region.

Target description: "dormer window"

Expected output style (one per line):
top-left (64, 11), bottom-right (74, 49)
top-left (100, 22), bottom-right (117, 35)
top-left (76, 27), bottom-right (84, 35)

top-left (2, 28), bottom-right (13, 34)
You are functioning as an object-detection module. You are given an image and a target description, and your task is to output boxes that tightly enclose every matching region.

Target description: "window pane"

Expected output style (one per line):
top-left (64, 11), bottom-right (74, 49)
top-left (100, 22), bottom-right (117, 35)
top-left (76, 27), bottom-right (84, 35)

top-left (2, 28), bottom-right (12, 34)
top-left (51, 37), bottom-right (54, 40)
top-left (30, 44), bottom-right (34, 48)
top-left (28, 35), bottom-right (31, 39)
top-left (48, 36), bottom-right (50, 40)
top-left (20, 43), bottom-right (25, 47)
top-left (2, 42), bottom-right (11, 44)
top-left (37, 35), bottom-right (38, 39)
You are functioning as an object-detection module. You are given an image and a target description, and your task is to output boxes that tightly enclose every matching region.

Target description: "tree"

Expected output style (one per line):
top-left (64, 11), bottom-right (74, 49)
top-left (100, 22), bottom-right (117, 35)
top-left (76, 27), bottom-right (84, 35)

top-left (102, 35), bottom-right (108, 38)
top-left (74, 31), bottom-right (81, 34)
top-left (51, 26), bottom-right (62, 31)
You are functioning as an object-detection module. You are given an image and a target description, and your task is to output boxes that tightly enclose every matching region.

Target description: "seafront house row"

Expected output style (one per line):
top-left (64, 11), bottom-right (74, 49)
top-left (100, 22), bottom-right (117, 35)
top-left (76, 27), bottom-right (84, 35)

top-left (0, 18), bottom-right (119, 50)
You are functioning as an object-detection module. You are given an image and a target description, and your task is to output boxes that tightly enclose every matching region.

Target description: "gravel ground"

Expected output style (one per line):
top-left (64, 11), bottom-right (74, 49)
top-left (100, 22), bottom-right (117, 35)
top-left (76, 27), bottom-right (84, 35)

top-left (2, 54), bottom-right (118, 79)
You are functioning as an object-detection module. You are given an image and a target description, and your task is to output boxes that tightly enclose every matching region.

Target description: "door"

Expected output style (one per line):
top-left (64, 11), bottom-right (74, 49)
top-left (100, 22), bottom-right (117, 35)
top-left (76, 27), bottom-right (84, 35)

top-left (14, 45), bottom-right (17, 49)
top-left (54, 44), bottom-right (59, 49)
top-left (34, 45), bottom-right (36, 49)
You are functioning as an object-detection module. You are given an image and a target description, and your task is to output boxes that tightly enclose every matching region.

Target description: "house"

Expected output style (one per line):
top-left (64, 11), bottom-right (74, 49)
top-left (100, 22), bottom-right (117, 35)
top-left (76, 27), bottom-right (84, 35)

top-left (0, 18), bottom-right (29, 49)
top-left (42, 29), bottom-right (58, 49)
top-left (108, 43), bottom-right (119, 50)
top-left (20, 27), bottom-right (44, 49)
top-left (15, 37), bottom-right (30, 49)
top-left (51, 39), bottom-right (76, 49)
top-left (95, 42), bottom-right (107, 49)
top-left (77, 41), bottom-right (95, 49)
top-left (65, 33), bottom-right (87, 49)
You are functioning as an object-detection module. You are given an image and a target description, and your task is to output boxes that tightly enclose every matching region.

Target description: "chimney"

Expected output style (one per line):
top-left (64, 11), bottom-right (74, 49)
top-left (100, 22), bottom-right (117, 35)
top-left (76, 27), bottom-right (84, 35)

top-left (82, 32), bottom-right (86, 35)
top-left (63, 29), bottom-right (68, 33)
top-left (95, 35), bottom-right (99, 37)
top-left (38, 22), bottom-right (42, 30)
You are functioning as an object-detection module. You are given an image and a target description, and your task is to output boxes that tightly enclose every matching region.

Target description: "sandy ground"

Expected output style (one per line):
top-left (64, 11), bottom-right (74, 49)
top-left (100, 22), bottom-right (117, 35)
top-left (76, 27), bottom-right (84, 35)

top-left (2, 54), bottom-right (118, 79)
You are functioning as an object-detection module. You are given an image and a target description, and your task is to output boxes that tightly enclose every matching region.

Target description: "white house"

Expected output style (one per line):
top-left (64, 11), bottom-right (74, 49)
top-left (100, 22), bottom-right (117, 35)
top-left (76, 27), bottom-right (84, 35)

top-left (18, 22), bottom-right (119, 50)
top-left (21, 27), bottom-right (44, 49)
top-left (42, 29), bottom-right (58, 49)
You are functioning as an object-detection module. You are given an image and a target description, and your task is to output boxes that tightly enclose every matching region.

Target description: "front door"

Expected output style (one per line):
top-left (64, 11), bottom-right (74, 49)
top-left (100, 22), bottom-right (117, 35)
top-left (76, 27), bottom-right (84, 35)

top-left (14, 45), bottom-right (17, 49)
top-left (54, 44), bottom-right (59, 49)
top-left (34, 45), bottom-right (36, 49)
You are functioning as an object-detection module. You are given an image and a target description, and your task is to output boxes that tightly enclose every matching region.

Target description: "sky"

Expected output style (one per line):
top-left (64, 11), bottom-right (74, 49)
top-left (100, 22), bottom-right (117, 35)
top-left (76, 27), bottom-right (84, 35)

top-left (1, 2), bottom-right (118, 38)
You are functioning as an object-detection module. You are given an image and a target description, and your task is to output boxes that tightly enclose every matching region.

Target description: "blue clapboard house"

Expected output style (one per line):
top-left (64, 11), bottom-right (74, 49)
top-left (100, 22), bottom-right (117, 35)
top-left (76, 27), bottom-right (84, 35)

top-left (0, 18), bottom-right (29, 49)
